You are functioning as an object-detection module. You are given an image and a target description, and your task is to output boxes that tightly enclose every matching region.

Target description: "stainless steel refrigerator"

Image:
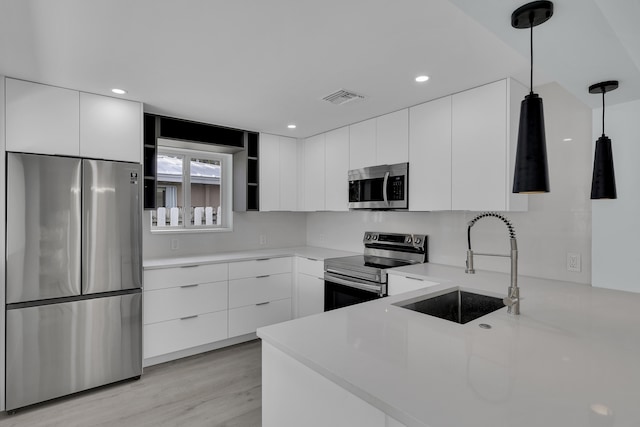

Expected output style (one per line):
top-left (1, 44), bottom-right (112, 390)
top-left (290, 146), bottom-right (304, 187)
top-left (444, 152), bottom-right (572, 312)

top-left (5, 153), bottom-right (143, 411)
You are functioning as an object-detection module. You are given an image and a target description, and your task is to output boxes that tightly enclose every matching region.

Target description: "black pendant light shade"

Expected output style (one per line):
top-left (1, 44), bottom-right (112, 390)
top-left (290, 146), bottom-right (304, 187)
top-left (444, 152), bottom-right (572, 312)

top-left (590, 135), bottom-right (616, 199)
top-left (511, 1), bottom-right (553, 194)
top-left (513, 92), bottom-right (550, 192)
top-left (589, 80), bottom-right (618, 200)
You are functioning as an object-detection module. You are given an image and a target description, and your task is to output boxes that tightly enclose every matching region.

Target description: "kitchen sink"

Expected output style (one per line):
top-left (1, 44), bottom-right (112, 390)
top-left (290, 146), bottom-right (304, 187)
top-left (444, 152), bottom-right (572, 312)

top-left (396, 289), bottom-right (505, 324)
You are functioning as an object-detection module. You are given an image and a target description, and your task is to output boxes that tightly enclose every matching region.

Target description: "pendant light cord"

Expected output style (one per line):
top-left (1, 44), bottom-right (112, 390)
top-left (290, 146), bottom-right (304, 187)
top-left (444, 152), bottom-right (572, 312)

top-left (602, 91), bottom-right (606, 136)
top-left (530, 21), bottom-right (534, 95)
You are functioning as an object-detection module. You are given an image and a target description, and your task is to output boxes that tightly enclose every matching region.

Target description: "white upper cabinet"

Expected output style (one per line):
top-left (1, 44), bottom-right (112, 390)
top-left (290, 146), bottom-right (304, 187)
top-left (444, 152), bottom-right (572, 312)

top-left (6, 78), bottom-right (80, 156)
top-left (5, 78), bottom-right (142, 163)
top-left (259, 134), bottom-right (298, 211)
top-left (80, 92), bottom-right (142, 162)
top-left (451, 79), bottom-right (527, 212)
top-left (376, 109), bottom-right (409, 166)
top-left (349, 118), bottom-right (376, 170)
top-left (349, 110), bottom-right (408, 170)
top-left (279, 137), bottom-right (298, 211)
top-left (409, 96), bottom-right (452, 211)
top-left (303, 133), bottom-right (326, 211)
top-left (259, 133), bottom-right (280, 211)
top-left (296, 139), bottom-right (306, 211)
top-left (324, 126), bottom-right (349, 211)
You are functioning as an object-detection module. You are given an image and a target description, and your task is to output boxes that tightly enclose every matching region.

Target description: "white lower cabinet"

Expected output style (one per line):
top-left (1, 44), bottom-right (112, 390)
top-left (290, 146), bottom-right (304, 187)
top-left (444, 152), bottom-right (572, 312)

top-left (229, 298), bottom-right (292, 337)
top-left (143, 263), bottom-right (229, 360)
top-left (387, 274), bottom-right (440, 296)
top-left (228, 257), bottom-right (293, 338)
top-left (144, 311), bottom-right (228, 359)
top-left (295, 256), bottom-right (325, 318)
top-left (144, 280), bottom-right (228, 324)
top-left (229, 257), bottom-right (292, 280)
top-left (229, 273), bottom-right (292, 308)
top-left (144, 263), bottom-right (228, 291)
top-left (297, 274), bottom-right (325, 317)
top-left (144, 257), bottom-right (294, 362)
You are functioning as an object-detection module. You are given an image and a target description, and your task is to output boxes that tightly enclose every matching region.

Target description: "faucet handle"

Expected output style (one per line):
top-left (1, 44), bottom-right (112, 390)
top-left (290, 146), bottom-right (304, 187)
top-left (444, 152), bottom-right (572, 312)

top-left (503, 295), bottom-right (520, 315)
top-left (465, 250), bottom-right (475, 274)
top-left (503, 296), bottom-right (518, 307)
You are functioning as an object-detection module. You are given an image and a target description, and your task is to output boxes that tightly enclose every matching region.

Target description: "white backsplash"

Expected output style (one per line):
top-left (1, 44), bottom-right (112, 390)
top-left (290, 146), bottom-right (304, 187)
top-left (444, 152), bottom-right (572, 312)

top-left (308, 82), bottom-right (593, 284)
top-left (143, 211), bottom-right (307, 260)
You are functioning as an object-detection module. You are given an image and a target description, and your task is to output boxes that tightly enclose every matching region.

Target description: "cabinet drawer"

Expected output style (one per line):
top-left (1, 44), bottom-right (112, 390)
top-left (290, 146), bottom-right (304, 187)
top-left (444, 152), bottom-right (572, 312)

top-left (297, 257), bottom-right (323, 278)
top-left (228, 298), bottom-right (291, 337)
top-left (144, 281), bottom-right (228, 324)
top-left (228, 257), bottom-right (292, 280)
top-left (143, 310), bottom-right (228, 359)
top-left (229, 273), bottom-right (291, 309)
top-left (144, 263), bottom-right (228, 291)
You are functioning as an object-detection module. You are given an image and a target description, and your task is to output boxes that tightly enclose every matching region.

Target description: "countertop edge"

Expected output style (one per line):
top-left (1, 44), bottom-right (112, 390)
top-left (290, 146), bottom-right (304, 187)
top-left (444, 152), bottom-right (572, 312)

top-left (143, 246), bottom-right (359, 269)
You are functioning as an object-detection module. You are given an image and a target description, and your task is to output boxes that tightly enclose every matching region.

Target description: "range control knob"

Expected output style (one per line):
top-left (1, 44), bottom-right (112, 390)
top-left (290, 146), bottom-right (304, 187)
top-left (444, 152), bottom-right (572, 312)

top-left (373, 235), bottom-right (378, 240)
top-left (415, 238), bottom-right (421, 244)
top-left (406, 237), bottom-right (412, 243)
top-left (365, 234), bottom-right (371, 240)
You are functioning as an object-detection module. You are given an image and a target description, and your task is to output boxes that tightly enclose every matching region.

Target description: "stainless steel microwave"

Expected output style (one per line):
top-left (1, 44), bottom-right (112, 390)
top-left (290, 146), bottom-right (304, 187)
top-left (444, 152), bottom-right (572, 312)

top-left (348, 162), bottom-right (408, 210)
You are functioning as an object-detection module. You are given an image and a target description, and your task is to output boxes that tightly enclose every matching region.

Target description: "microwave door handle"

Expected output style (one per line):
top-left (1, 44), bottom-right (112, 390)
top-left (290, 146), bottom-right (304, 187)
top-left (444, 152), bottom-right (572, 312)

top-left (382, 171), bottom-right (390, 206)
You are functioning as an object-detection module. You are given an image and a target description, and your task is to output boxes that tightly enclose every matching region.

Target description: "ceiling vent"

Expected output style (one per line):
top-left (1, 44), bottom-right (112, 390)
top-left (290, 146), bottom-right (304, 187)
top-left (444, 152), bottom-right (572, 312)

top-left (322, 89), bottom-right (365, 105)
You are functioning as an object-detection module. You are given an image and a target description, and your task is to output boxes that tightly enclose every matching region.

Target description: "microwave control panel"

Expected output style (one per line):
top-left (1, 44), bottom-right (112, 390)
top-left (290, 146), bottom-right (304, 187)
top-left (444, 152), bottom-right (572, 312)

top-left (389, 176), bottom-right (405, 201)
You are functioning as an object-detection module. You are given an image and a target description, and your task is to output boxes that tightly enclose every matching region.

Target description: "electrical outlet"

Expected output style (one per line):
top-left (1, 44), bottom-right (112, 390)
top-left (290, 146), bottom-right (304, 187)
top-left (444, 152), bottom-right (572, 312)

top-left (567, 252), bottom-right (581, 272)
top-left (259, 234), bottom-right (267, 245)
top-left (170, 239), bottom-right (179, 251)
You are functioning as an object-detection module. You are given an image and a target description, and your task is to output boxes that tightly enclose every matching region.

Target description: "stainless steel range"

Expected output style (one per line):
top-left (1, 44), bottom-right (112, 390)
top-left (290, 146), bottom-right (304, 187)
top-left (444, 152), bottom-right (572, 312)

top-left (324, 232), bottom-right (428, 311)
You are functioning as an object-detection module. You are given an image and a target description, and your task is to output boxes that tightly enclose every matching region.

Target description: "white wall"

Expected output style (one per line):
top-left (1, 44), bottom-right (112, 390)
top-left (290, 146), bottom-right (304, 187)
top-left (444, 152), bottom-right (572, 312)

top-left (592, 99), bottom-right (640, 292)
top-left (307, 83), bottom-right (593, 284)
top-left (143, 211), bottom-right (307, 260)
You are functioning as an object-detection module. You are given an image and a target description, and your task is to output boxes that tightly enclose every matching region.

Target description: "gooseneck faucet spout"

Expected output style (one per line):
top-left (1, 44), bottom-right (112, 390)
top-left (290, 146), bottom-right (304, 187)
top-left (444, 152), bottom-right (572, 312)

top-left (465, 212), bottom-right (520, 315)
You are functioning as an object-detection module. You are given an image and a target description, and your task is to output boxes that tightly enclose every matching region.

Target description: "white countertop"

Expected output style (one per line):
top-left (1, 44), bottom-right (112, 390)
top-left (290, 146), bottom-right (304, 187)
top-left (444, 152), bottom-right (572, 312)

top-left (258, 263), bottom-right (640, 427)
top-left (143, 246), bottom-right (358, 269)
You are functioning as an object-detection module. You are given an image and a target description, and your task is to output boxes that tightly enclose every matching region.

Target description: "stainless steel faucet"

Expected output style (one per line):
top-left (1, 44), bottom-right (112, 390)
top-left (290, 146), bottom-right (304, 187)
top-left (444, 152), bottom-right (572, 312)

top-left (465, 212), bottom-right (520, 315)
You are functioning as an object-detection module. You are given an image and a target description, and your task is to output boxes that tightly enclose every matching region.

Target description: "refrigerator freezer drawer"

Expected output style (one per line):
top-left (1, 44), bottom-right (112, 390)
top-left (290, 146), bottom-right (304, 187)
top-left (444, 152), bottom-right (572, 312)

top-left (5, 292), bottom-right (142, 410)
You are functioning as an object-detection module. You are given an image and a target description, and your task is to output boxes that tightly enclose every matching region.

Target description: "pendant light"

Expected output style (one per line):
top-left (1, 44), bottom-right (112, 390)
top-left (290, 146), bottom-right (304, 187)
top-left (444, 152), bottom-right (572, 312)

top-left (511, 1), bottom-right (553, 194)
top-left (589, 80), bottom-right (618, 199)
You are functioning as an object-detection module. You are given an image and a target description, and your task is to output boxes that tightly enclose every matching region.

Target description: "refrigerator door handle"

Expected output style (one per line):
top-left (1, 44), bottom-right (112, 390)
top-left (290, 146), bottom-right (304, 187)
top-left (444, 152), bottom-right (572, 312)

top-left (132, 168), bottom-right (143, 288)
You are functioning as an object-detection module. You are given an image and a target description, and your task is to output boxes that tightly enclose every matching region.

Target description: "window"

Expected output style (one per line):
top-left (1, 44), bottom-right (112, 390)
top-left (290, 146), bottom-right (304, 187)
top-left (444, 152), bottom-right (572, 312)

top-left (150, 146), bottom-right (233, 231)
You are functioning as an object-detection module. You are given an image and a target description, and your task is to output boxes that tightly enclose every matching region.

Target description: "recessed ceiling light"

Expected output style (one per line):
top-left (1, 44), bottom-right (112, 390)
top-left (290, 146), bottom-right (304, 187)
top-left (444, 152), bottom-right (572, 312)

top-left (415, 75), bottom-right (429, 83)
top-left (111, 88), bottom-right (127, 95)
top-left (563, 138), bottom-right (573, 142)
top-left (287, 124), bottom-right (297, 129)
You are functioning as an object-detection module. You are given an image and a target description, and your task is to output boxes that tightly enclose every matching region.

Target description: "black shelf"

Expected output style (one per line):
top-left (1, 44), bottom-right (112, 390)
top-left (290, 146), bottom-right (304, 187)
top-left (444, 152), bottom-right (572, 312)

top-left (246, 133), bottom-right (259, 210)
top-left (233, 132), bottom-right (260, 212)
top-left (143, 114), bottom-right (158, 210)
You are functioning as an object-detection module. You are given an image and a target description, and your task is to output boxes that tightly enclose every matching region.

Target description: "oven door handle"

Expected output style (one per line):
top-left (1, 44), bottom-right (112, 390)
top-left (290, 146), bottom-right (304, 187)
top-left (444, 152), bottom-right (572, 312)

top-left (324, 272), bottom-right (383, 295)
top-left (382, 171), bottom-right (390, 206)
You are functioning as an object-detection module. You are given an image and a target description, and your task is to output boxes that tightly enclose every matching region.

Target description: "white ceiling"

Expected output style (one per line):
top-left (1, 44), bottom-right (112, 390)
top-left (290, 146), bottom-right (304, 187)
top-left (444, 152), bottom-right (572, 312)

top-left (1, 0), bottom-right (638, 138)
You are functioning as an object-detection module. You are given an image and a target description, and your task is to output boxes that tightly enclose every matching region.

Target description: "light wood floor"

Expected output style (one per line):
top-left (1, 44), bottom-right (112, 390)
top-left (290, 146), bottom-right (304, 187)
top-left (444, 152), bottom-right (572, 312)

top-left (0, 339), bottom-right (262, 427)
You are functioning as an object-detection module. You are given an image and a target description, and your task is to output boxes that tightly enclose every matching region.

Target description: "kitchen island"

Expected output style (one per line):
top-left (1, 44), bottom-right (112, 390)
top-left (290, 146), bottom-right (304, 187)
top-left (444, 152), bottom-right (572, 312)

top-left (257, 263), bottom-right (640, 427)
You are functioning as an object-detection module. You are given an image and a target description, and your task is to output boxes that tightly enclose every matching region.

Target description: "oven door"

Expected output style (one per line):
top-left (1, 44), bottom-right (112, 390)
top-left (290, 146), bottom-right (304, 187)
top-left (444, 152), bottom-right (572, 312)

top-left (324, 272), bottom-right (385, 311)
